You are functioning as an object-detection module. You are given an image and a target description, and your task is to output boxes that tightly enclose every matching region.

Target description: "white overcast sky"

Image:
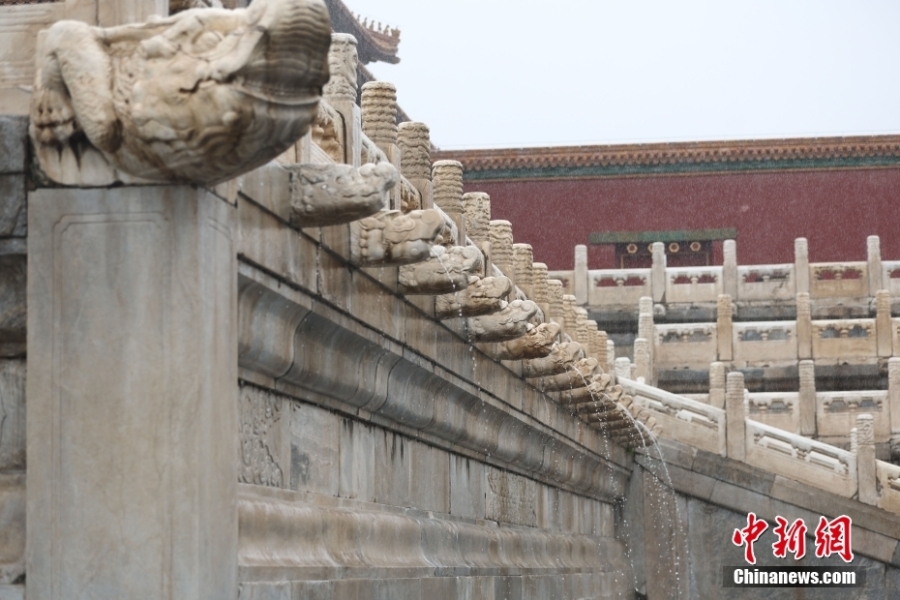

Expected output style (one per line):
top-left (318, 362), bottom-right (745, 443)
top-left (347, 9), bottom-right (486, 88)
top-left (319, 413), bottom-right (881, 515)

top-left (345, 0), bottom-right (900, 149)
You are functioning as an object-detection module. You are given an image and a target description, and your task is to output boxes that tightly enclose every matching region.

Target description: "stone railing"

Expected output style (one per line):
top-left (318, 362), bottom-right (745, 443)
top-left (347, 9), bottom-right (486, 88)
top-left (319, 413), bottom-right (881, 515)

top-left (587, 268), bottom-right (651, 307)
top-left (736, 263), bottom-right (795, 301)
top-left (563, 235), bottom-right (891, 310)
top-left (627, 373), bottom-right (899, 510)
top-left (619, 378), bottom-right (726, 457)
top-left (665, 266), bottom-right (723, 304)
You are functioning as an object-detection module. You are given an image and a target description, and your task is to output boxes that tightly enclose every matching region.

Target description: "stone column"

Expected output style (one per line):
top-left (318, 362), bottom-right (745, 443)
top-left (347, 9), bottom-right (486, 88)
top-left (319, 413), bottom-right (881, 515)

top-left (398, 121), bottom-right (432, 210)
top-left (562, 294), bottom-right (579, 335)
top-left (637, 297), bottom-right (655, 383)
top-left (709, 361), bottom-right (726, 409)
top-left (27, 186), bottom-right (238, 600)
top-left (532, 262), bottom-right (550, 318)
top-left (323, 33), bottom-right (361, 167)
top-left (796, 292), bottom-right (812, 360)
top-left (615, 357), bottom-right (632, 381)
top-left (856, 414), bottom-right (877, 505)
top-left (99, 0), bottom-right (166, 27)
top-left (513, 243), bottom-right (534, 299)
top-left (592, 329), bottom-right (609, 369)
top-left (574, 244), bottom-right (588, 305)
top-left (607, 340), bottom-right (617, 379)
top-left (463, 192), bottom-right (491, 272)
top-left (889, 358), bottom-right (900, 442)
top-left (723, 239), bottom-right (738, 299)
top-left (717, 294), bottom-right (733, 362)
top-left (489, 220), bottom-right (514, 283)
top-left (726, 371), bottom-right (747, 461)
top-left (432, 160), bottom-right (466, 242)
top-left (868, 235), bottom-right (883, 296)
top-left (547, 280), bottom-right (565, 327)
top-left (794, 238), bottom-right (810, 295)
top-left (361, 82), bottom-right (401, 210)
top-left (651, 241), bottom-right (666, 303)
top-left (876, 289), bottom-right (893, 357)
top-left (634, 338), bottom-right (650, 383)
top-left (799, 359), bottom-right (817, 437)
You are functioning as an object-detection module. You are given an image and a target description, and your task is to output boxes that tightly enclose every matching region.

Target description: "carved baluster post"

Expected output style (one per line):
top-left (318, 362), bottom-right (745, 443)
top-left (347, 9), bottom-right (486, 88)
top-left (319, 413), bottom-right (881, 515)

top-left (709, 361), bottom-right (726, 409)
top-left (433, 160), bottom-right (466, 243)
top-left (532, 262), bottom-right (550, 319)
top-left (490, 220), bottom-right (514, 299)
top-left (592, 329), bottom-right (608, 369)
top-left (614, 357), bottom-right (632, 382)
top-left (634, 338), bottom-right (650, 383)
top-left (716, 294), bottom-right (733, 362)
top-left (638, 296), bottom-right (654, 380)
top-left (795, 238), bottom-right (810, 295)
top-left (876, 289), bottom-right (893, 357)
top-left (464, 192), bottom-right (492, 273)
top-left (607, 339), bottom-right (616, 381)
top-left (889, 358), bottom-right (900, 459)
top-left (397, 122), bottom-right (432, 211)
top-left (547, 280), bottom-right (566, 330)
top-left (574, 244), bottom-right (588, 305)
top-left (856, 413), bottom-right (877, 505)
top-left (575, 312), bottom-right (592, 349)
top-left (726, 371), bottom-right (747, 461)
top-left (323, 33), bottom-right (360, 166)
top-left (723, 239), bottom-right (738, 299)
top-left (361, 82), bottom-right (401, 210)
top-left (513, 243), bottom-right (535, 300)
top-left (562, 294), bottom-right (579, 337)
top-left (797, 292), bottom-right (812, 359)
top-left (868, 235), bottom-right (883, 296)
top-left (799, 359), bottom-right (817, 437)
top-left (651, 241), bottom-right (666, 303)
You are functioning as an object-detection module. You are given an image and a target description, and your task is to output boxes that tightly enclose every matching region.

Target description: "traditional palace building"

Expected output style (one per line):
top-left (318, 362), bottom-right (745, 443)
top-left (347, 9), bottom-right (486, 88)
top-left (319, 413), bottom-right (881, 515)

top-left (435, 137), bottom-right (900, 270)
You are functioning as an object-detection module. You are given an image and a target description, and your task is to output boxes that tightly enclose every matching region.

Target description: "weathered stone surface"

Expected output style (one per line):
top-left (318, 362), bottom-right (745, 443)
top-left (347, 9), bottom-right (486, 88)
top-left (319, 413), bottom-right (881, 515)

top-left (289, 401), bottom-right (341, 496)
top-left (0, 118), bottom-right (27, 175)
top-left (0, 475), bottom-right (24, 585)
top-left (0, 362), bottom-right (24, 473)
top-left (398, 245), bottom-right (482, 295)
top-left (449, 454), bottom-right (485, 520)
top-left (351, 208), bottom-right (444, 266)
top-left (289, 162), bottom-right (397, 227)
top-left (0, 256), bottom-right (24, 358)
top-left (27, 186), bottom-right (237, 600)
top-left (0, 176), bottom-right (25, 238)
top-left (30, 0), bottom-right (332, 185)
top-left (485, 467), bottom-right (537, 527)
top-left (239, 386), bottom-right (288, 489)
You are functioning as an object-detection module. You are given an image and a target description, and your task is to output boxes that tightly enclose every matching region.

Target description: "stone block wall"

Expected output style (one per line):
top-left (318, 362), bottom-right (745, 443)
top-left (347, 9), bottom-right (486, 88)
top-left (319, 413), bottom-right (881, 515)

top-left (0, 117), bottom-right (26, 600)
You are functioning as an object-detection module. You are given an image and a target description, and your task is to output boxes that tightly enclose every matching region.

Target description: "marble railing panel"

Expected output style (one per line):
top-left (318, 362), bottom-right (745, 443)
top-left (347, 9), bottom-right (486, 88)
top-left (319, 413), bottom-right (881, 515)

top-left (882, 261), bottom-right (900, 296)
top-left (736, 264), bottom-right (795, 301)
top-left (811, 318), bottom-right (876, 360)
top-left (817, 391), bottom-right (889, 443)
top-left (746, 392), bottom-right (799, 434)
top-left (588, 269), bottom-right (651, 306)
top-left (665, 266), bottom-right (723, 304)
top-left (620, 378), bottom-right (726, 456)
top-left (654, 323), bottom-right (717, 369)
top-left (809, 262), bottom-right (868, 299)
top-left (548, 270), bottom-right (575, 296)
top-left (876, 460), bottom-right (900, 514)
top-left (733, 321), bottom-right (797, 364)
top-left (745, 420), bottom-right (856, 497)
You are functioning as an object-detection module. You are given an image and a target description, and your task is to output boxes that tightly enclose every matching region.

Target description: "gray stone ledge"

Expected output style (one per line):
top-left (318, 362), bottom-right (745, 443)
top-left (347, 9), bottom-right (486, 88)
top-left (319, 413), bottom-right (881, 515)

top-left (236, 267), bottom-right (631, 498)
top-left (0, 118), bottom-right (27, 175)
top-left (237, 485), bottom-right (628, 583)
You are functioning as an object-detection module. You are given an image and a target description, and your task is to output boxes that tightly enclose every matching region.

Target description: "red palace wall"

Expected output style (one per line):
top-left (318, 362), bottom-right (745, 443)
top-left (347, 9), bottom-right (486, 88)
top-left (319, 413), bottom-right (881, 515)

top-left (467, 168), bottom-right (900, 271)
